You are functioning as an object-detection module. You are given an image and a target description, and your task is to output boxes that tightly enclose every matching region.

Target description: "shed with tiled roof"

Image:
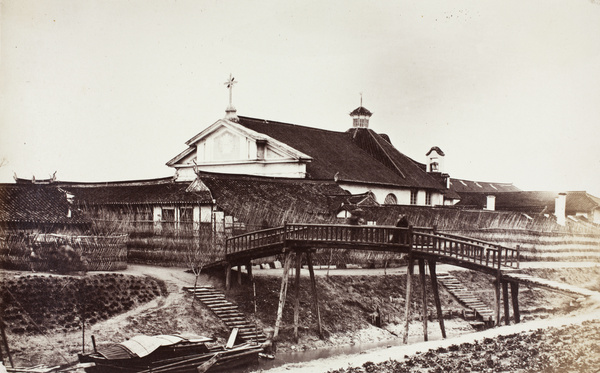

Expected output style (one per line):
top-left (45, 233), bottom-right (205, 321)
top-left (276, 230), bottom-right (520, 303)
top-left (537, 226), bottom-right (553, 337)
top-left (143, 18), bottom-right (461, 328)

top-left (0, 183), bottom-right (89, 229)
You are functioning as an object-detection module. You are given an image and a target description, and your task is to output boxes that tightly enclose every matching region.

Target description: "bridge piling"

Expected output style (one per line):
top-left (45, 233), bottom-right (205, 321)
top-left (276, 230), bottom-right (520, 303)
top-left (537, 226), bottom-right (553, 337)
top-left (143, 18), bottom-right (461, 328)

top-left (428, 260), bottom-right (446, 339)
top-left (246, 262), bottom-right (253, 283)
top-left (225, 263), bottom-right (232, 291)
top-left (293, 251), bottom-right (302, 342)
top-left (510, 281), bottom-right (521, 323)
top-left (494, 278), bottom-right (501, 326)
top-left (273, 251), bottom-right (292, 341)
top-left (306, 250), bottom-right (323, 339)
top-left (418, 258), bottom-right (428, 342)
top-left (403, 256), bottom-right (414, 344)
top-left (502, 281), bottom-right (510, 325)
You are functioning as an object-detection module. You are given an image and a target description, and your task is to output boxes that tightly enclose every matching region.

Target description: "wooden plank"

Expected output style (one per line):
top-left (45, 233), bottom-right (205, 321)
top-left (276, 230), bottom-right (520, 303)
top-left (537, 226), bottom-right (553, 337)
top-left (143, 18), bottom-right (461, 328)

top-left (403, 256), bottom-right (414, 344)
top-left (306, 251), bottom-right (323, 339)
top-left (418, 258), bottom-right (428, 342)
top-left (293, 252), bottom-right (302, 342)
top-left (502, 281), bottom-right (510, 325)
top-left (510, 281), bottom-right (521, 324)
top-left (494, 277), bottom-right (501, 326)
top-left (273, 251), bottom-right (293, 341)
top-left (428, 260), bottom-right (446, 339)
top-left (226, 328), bottom-right (239, 349)
top-left (225, 263), bottom-right (232, 291)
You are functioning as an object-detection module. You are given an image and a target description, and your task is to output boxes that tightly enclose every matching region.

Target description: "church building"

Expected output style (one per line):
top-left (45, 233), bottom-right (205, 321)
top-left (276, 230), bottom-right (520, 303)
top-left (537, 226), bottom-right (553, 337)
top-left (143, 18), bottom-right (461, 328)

top-left (167, 77), bottom-right (449, 207)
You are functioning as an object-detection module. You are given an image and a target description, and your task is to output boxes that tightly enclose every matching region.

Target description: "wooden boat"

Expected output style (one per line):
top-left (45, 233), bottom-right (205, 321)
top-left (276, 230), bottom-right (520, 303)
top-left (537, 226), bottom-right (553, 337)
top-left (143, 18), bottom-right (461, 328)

top-left (78, 333), bottom-right (262, 373)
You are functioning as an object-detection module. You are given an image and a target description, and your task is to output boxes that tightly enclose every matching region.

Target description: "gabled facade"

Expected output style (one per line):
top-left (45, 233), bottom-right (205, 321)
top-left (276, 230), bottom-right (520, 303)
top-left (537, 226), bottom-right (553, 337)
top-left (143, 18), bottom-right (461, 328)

top-left (167, 107), bottom-right (449, 207)
top-left (167, 118), bottom-right (312, 181)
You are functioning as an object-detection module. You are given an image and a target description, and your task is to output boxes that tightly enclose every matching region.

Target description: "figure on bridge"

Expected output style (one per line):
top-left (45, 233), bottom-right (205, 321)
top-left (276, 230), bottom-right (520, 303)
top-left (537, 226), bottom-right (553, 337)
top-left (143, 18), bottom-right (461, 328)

top-left (392, 215), bottom-right (410, 243)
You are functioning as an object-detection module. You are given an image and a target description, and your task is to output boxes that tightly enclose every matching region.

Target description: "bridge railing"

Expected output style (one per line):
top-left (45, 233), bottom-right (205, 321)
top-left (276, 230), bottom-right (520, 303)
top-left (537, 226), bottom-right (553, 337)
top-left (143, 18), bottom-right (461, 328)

top-left (284, 223), bottom-right (413, 246)
top-left (225, 224), bottom-right (520, 270)
top-left (226, 226), bottom-right (285, 255)
top-left (433, 232), bottom-right (520, 269)
top-left (412, 231), bottom-right (520, 270)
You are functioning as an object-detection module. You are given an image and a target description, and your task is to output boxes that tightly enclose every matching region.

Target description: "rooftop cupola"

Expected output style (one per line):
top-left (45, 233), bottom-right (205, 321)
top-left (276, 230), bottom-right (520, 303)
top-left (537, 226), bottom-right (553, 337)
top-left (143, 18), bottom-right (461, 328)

top-left (426, 146), bottom-right (445, 173)
top-left (224, 74), bottom-right (239, 122)
top-left (349, 95), bottom-right (372, 128)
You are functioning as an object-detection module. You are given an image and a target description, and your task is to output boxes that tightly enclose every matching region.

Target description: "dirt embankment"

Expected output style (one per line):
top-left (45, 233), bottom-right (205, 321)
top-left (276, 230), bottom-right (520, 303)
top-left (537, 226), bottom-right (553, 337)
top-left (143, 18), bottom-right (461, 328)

top-left (326, 319), bottom-right (600, 373)
top-left (0, 264), bottom-right (598, 369)
top-left (0, 268), bottom-right (229, 368)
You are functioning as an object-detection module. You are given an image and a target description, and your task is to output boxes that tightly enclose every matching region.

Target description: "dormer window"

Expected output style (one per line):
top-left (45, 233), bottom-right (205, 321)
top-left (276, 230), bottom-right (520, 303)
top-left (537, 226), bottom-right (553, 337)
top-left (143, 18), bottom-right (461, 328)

top-left (256, 139), bottom-right (267, 160)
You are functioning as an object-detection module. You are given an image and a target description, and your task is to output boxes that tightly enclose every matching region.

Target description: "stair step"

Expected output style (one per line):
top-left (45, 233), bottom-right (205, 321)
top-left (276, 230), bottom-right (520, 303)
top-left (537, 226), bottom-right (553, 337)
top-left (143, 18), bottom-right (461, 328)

top-left (210, 302), bottom-right (237, 310)
top-left (221, 317), bottom-right (246, 323)
top-left (201, 299), bottom-right (230, 303)
top-left (213, 309), bottom-right (244, 317)
top-left (184, 285), bottom-right (266, 343)
top-left (196, 293), bottom-right (225, 298)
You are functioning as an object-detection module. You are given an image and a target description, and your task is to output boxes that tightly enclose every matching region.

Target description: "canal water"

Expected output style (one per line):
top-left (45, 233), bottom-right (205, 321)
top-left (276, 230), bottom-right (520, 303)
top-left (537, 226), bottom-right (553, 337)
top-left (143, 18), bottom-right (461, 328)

top-left (237, 333), bottom-right (445, 372)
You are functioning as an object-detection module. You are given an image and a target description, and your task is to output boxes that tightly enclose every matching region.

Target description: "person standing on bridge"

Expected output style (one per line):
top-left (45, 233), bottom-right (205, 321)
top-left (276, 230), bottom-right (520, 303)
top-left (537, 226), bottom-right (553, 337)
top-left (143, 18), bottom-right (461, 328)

top-left (392, 215), bottom-right (410, 243)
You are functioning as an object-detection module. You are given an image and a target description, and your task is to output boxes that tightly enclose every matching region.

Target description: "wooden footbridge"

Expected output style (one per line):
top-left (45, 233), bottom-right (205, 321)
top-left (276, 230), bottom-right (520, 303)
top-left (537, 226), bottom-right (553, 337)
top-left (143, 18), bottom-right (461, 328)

top-left (222, 223), bottom-right (523, 344)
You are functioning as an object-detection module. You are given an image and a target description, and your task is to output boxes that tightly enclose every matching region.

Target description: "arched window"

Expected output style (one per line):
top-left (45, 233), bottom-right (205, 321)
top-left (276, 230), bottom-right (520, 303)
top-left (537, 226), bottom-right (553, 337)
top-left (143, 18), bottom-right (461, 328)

top-left (384, 193), bottom-right (398, 205)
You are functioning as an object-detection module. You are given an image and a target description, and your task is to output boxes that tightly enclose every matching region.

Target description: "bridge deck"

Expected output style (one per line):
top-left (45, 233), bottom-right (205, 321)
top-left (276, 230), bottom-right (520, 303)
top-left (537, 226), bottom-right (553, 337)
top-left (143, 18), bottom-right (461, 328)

top-left (225, 223), bottom-right (520, 275)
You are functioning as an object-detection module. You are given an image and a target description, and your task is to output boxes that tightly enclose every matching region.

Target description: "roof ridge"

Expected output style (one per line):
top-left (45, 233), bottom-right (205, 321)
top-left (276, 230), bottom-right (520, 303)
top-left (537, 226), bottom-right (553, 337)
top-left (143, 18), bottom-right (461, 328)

top-left (366, 129), bottom-right (406, 179)
top-left (237, 115), bottom-right (343, 135)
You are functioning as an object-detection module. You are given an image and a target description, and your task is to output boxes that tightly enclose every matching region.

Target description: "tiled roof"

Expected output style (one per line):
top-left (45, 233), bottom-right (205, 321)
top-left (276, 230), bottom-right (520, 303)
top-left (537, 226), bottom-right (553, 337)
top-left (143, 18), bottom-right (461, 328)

top-left (58, 178), bottom-right (212, 205)
top-left (237, 116), bottom-right (443, 190)
top-left (0, 183), bottom-right (88, 224)
top-left (349, 106), bottom-right (373, 116)
top-left (426, 146), bottom-right (445, 156)
top-left (563, 191), bottom-right (600, 214)
top-left (456, 190), bottom-right (600, 214)
top-left (449, 178), bottom-right (521, 194)
top-left (197, 171), bottom-right (347, 226)
top-left (456, 191), bottom-right (557, 212)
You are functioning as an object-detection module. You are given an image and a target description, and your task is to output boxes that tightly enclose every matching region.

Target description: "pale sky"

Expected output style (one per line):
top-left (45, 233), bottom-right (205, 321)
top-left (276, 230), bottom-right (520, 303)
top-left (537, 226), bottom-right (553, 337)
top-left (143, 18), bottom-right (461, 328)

top-left (1, 0), bottom-right (600, 196)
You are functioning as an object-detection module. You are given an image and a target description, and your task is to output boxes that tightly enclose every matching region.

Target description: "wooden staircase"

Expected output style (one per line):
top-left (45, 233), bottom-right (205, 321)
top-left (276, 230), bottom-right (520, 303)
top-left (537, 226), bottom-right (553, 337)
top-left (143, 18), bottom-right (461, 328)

top-left (184, 285), bottom-right (266, 344)
top-left (436, 272), bottom-right (495, 324)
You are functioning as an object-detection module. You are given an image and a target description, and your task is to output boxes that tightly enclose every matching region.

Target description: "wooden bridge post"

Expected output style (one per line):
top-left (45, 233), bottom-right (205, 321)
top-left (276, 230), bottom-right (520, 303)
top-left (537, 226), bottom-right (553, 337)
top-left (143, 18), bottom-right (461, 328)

top-left (237, 265), bottom-right (242, 285)
top-left (403, 255), bottom-right (414, 344)
top-left (510, 281), bottom-right (521, 323)
top-left (273, 251), bottom-right (293, 341)
top-left (293, 251), bottom-right (303, 342)
top-left (502, 281), bottom-right (510, 325)
top-left (306, 250), bottom-right (323, 339)
top-left (246, 262), bottom-right (253, 283)
top-left (428, 260), bottom-right (446, 339)
top-left (225, 263), bottom-right (232, 291)
top-left (418, 258), bottom-right (428, 341)
top-left (494, 277), bottom-right (501, 326)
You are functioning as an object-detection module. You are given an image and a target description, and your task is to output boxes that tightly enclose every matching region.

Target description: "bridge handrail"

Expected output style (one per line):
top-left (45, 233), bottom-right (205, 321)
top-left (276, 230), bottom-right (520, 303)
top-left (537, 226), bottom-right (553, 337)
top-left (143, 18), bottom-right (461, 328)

top-left (433, 231), bottom-right (520, 269)
top-left (226, 226), bottom-right (285, 255)
top-left (284, 223), bottom-right (413, 246)
top-left (225, 224), bottom-right (519, 270)
top-left (413, 232), bottom-right (519, 269)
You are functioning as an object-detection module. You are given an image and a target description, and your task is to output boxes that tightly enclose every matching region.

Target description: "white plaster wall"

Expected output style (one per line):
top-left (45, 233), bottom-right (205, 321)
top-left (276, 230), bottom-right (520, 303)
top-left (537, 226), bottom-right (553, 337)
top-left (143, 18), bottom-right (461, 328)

top-left (173, 162), bottom-right (307, 181)
top-left (200, 206), bottom-right (212, 223)
top-left (193, 206), bottom-right (201, 233)
top-left (339, 182), bottom-right (443, 206)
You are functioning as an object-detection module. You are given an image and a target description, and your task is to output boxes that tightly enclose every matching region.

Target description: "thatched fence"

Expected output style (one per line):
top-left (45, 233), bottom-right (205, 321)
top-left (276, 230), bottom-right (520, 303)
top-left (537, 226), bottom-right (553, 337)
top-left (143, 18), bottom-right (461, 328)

top-left (352, 205), bottom-right (600, 263)
top-left (0, 233), bottom-right (128, 271)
